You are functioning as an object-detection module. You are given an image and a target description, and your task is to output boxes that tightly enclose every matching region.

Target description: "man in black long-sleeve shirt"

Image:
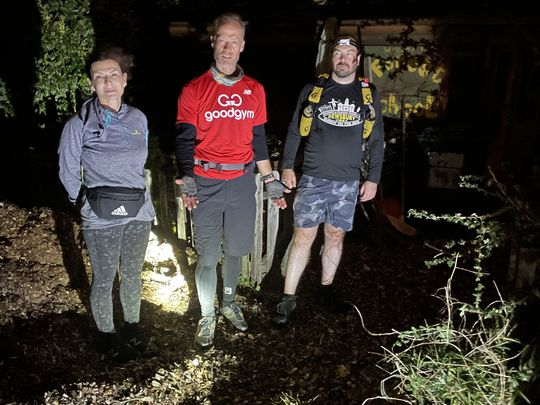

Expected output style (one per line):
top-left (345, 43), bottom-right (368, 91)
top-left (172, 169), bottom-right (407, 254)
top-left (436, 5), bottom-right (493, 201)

top-left (272, 34), bottom-right (385, 325)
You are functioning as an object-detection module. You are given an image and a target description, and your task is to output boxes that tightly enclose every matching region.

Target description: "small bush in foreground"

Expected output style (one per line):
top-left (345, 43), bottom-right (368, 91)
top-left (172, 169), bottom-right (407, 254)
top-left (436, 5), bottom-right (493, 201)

top-left (359, 170), bottom-right (537, 404)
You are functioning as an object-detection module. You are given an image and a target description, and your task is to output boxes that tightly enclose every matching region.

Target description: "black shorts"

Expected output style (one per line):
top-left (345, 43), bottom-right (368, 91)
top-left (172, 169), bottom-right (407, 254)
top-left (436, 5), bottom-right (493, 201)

top-left (192, 170), bottom-right (257, 257)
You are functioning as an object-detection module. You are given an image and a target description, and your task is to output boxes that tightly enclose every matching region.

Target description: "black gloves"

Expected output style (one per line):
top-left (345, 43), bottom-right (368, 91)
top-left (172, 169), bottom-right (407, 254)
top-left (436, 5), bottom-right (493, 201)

top-left (261, 173), bottom-right (288, 201)
top-left (178, 176), bottom-right (197, 196)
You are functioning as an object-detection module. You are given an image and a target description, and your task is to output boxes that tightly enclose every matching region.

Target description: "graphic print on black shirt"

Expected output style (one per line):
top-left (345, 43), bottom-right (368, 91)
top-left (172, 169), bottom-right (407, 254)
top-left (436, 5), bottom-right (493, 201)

top-left (317, 96), bottom-right (364, 128)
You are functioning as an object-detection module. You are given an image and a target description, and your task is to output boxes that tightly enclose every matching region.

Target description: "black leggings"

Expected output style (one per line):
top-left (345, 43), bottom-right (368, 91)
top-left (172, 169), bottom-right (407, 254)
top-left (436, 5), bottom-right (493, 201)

top-left (83, 220), bottom-right (151, 332)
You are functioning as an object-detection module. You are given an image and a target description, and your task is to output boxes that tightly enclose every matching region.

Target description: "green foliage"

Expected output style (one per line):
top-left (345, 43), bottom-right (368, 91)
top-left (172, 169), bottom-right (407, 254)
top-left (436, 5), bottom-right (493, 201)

top-left (0, 79), bottom-right (15, 118)
top-left (34, 0), bottom-right (94, 119)
top-left (362, 171), bottom-right (537, 404)
top-left (381, 277), bottom-right (533, 405)
top-left (237, 273), bottom-right (261, 292)
top-left (271, 391), bottom-right (319, 405)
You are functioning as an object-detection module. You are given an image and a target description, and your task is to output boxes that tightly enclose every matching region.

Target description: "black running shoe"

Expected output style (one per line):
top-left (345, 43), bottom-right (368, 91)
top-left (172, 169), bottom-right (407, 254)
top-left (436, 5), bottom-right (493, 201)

top-left (272, 295), bottom-right (297, 325)
top-left (95, 331), bottom-right (139, 363)
top-left (121, 322), bottom-right (149, 353)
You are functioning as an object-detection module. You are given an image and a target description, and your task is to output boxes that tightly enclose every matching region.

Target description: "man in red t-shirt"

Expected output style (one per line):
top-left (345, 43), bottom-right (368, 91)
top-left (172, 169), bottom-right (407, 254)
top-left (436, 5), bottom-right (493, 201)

top-left (175, 12), bottom-right (289, 348)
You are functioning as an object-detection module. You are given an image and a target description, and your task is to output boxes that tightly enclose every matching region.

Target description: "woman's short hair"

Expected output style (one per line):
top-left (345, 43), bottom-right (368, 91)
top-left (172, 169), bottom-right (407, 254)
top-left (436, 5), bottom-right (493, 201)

top-left (86, 46), bottom-right (134, 79)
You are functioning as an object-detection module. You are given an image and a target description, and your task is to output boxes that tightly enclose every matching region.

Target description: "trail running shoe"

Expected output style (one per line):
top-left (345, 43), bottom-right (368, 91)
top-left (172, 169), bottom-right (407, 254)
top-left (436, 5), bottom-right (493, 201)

top-left (220, 302), bottom-right (248, 332)
top-left (271, 295), bottom-right (297, 325)
top-left (194, 316), bottom-right (216, 348)
top-left (95, 331), bottom-right (140, 363)
top-left (121, 322), bottom-right (149, 353)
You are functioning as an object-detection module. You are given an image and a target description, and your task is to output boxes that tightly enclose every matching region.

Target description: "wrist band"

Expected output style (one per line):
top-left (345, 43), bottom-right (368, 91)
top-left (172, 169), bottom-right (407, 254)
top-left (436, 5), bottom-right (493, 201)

top-left (260, 173), bottom-right (275, 183)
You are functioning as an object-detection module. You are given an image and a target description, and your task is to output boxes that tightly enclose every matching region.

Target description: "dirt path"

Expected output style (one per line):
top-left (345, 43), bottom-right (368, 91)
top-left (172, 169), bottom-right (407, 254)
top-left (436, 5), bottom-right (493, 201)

top-left (0, 199), bottom-right (457, 404)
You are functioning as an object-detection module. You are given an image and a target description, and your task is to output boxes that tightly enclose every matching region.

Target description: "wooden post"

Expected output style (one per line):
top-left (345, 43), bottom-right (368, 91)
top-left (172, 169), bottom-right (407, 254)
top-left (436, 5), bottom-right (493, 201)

top-left (145, 169), bottom-right (157, 225)
top-left (174, 180), bottom-right (187, 241)
top-left (245, 173), bottom-right (264, 281)
top-left (158, 172), bottom-right (168, 226)
top-left (261, 171), bottom-right (281, 282)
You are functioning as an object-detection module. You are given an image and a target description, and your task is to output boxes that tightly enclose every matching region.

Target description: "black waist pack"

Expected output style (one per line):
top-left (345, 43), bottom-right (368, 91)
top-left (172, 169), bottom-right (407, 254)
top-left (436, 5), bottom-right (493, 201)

top-left (85, 186), bottom-right (145, 219)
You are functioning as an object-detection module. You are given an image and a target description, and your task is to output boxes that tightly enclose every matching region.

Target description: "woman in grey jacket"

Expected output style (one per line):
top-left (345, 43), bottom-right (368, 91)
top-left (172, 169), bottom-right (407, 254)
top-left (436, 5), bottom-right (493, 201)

top-left (58, 46), bottom-right (155, 362)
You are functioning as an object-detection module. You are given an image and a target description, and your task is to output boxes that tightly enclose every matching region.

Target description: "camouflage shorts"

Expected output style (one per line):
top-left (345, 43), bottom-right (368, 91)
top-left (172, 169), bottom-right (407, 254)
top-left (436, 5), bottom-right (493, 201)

top-left (293, 174), bottom-right (359, 231)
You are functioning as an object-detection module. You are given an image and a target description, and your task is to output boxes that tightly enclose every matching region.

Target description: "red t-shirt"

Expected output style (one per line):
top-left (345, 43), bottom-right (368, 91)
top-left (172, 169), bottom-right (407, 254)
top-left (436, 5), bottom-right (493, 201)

top-left (176, 70), bottom-right (267, 179)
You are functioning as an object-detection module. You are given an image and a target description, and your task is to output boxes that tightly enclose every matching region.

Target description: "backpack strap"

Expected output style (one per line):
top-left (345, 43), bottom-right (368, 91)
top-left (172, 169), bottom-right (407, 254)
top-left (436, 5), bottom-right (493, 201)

top-left (299, 73), bottom-right (329, 136)
top-left (77, 99), bottom-right (93, 128)
top-left (358, 77), bottom-right (376, 139)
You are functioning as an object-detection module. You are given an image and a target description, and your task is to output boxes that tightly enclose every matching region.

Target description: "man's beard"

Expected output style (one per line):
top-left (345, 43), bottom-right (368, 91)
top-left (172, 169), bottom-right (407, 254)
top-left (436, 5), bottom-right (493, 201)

top-left (333, 66), bottom-right (354, 78)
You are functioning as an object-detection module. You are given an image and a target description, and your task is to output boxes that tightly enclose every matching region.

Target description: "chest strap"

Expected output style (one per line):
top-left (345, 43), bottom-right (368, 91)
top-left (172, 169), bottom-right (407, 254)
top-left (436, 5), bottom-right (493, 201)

top-left (194, 159), bottom-right (251, 172)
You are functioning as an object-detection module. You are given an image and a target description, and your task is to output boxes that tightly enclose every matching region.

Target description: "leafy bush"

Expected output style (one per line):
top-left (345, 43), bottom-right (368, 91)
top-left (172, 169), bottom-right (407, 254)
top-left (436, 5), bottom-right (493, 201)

top-left (359, 170), bottom-right (537, 404)
top-left (34, 0), bottom-right (94, 119)
top-left (370, 272), bottom-right (533, 404)
top-left (0, 79), bottom-right (15, 118)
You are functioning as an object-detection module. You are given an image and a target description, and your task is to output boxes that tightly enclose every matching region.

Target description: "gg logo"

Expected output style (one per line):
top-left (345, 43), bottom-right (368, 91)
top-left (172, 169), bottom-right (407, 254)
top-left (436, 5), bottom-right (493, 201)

top-left (217, 94), bottom-right (242, 107)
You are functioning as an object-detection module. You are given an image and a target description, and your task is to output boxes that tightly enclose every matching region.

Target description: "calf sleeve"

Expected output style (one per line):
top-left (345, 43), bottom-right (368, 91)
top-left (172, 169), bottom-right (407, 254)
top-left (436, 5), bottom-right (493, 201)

top-left (221, 254), bottom-right (242, 306)
top-left (195, 249), bottom-right (221, 317)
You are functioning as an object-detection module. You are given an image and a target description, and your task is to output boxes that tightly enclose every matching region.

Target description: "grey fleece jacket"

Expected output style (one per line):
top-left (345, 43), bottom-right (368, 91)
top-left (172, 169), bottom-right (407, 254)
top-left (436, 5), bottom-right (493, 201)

top-left (58, 97), bottom-right (155, 229)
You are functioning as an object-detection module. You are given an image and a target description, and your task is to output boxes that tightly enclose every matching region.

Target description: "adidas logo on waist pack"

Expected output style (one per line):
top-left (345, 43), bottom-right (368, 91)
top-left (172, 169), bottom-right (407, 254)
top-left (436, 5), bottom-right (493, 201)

top-left (110, 205), bottom-right (129, 216)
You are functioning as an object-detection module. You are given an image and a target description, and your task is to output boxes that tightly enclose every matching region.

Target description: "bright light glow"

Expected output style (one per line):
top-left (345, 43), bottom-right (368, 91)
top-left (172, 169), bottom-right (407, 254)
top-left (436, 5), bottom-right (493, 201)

top-left (145, 231), bottom-right (179, 264)
top-left (143, 231), bottom-right (190, 314)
